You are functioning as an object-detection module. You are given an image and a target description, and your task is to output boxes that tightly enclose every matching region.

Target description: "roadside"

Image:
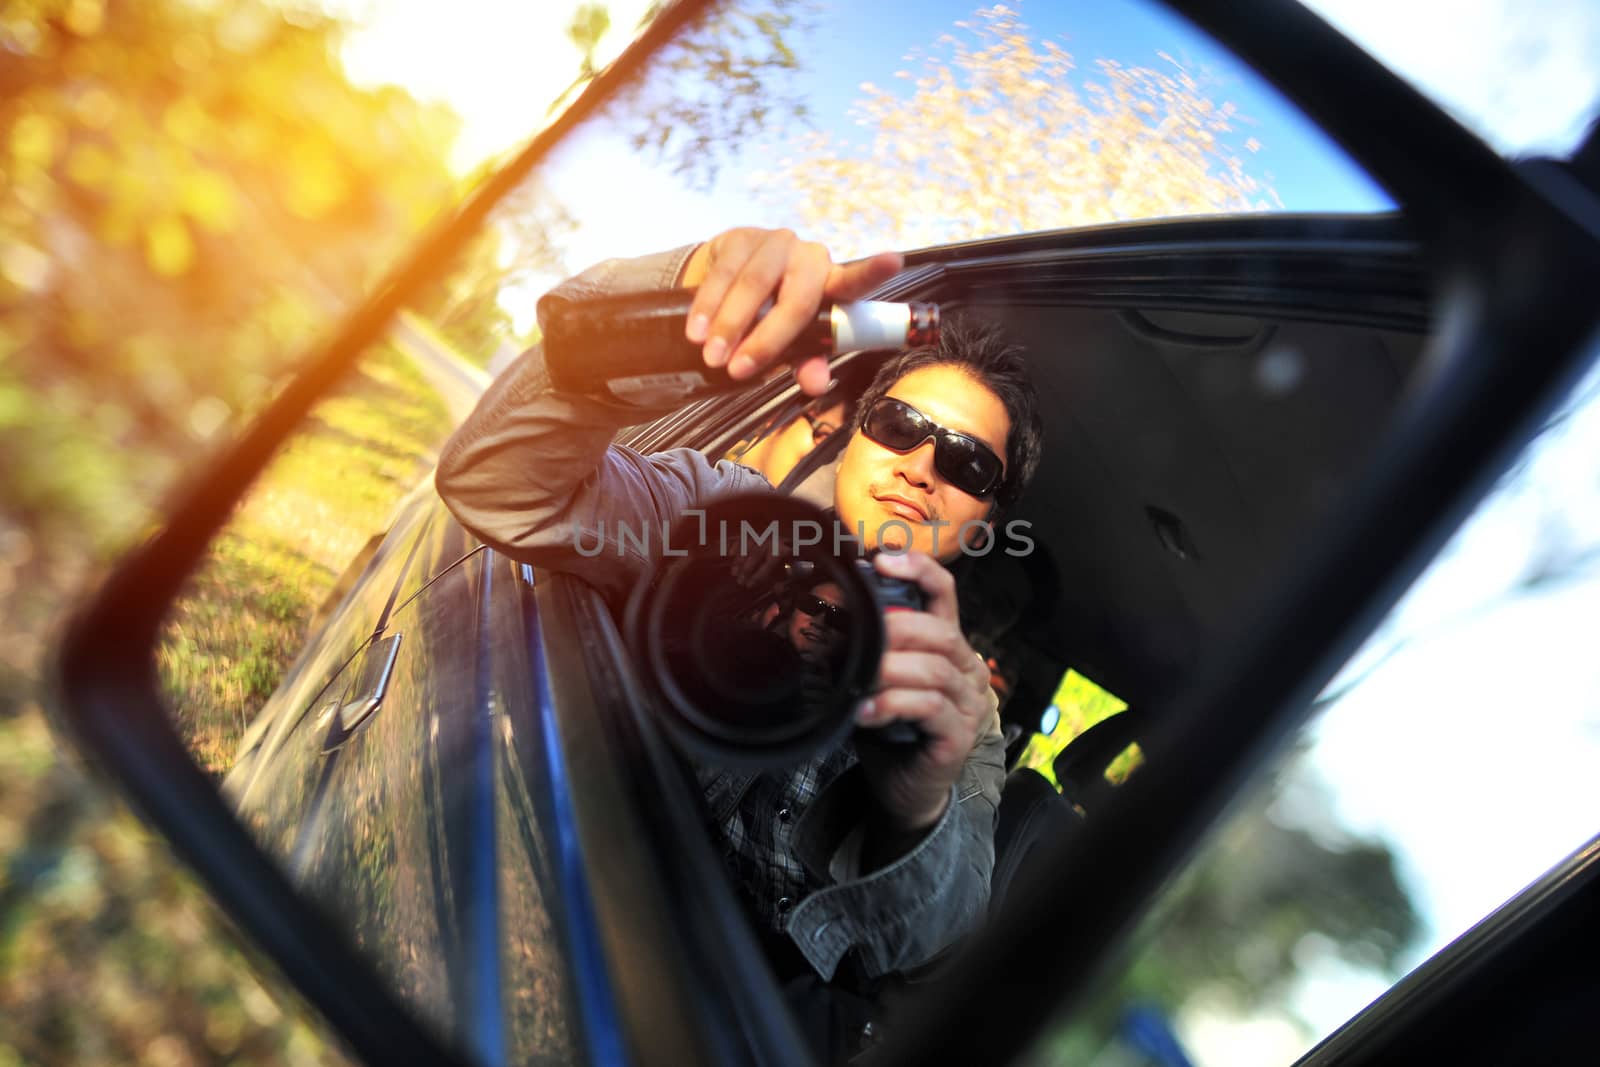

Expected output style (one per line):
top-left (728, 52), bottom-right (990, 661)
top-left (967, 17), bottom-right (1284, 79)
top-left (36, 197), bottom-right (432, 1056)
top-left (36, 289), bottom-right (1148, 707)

top-left (2, 318), bottom-right (464, 1065)
top-left (158, 341), bottom-right (455, 775)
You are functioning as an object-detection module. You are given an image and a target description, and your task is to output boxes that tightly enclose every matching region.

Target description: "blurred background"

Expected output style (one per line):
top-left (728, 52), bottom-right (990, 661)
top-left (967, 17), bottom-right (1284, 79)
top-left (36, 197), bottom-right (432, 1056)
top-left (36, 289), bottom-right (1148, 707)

top-left (3, 0), bottom-right (1598, 1064)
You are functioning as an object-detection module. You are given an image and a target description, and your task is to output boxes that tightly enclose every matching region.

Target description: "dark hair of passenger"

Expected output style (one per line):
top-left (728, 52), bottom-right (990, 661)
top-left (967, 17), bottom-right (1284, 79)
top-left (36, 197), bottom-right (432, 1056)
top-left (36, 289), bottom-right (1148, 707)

top-left (851, 315), bottom-right (1043, 510)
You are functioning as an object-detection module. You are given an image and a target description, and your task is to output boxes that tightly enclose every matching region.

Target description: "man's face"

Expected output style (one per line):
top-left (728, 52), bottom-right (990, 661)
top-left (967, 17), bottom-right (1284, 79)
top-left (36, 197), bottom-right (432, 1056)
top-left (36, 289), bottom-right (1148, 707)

top-left (788, 580), bottom-right (847, 656)
top-left (834, 364), bottom-right (1011, 562)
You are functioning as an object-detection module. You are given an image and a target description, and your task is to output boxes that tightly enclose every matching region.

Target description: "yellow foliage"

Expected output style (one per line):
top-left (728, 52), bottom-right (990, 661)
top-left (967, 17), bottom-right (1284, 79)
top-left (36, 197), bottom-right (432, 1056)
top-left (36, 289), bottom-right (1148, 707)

top-left (162, 96), bottom-right (211, 145)
top-left (281, 143), bottom-right (349, 219)
top-left (63, 0), bottom-right (105, 37)
top-left (0, 242), bottom-right (51, 292)
top-left (74, 86), bottom-right (118, 128)
top-left (143, 215), bottom-right (195, 276)
top-left (179, 170), bottom-right (239, 232)
top-left (66, 141), bottom-right (116, 188)
top-left (10, 112), bottom-right (63, 170)
top-left (762, 3), bottom-right (1277, 254)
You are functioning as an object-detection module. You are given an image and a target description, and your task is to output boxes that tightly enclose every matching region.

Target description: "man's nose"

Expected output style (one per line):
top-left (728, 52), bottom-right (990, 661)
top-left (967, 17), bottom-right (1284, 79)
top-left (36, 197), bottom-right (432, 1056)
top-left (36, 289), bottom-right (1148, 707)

top-left (896, 439), bottom-right (938, 490)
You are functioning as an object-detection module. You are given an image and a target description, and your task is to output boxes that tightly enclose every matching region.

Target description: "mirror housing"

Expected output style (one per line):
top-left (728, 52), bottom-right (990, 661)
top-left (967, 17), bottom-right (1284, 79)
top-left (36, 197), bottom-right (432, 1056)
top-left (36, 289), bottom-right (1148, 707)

top-left (48, 1), bottom-right (1600, 1064)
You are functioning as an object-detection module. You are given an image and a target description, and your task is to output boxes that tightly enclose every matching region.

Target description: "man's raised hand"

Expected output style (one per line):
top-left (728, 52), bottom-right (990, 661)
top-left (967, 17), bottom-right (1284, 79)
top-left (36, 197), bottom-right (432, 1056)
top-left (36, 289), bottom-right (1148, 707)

top-left (681, 227), bottom-right (903, 397)
top-left (854, 550), bottom-right (996, 835)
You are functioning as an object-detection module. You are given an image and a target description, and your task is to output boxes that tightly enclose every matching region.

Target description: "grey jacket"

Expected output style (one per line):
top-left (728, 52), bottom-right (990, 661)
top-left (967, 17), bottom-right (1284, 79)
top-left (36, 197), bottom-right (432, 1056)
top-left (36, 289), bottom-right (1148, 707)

top-left (434, 244), bottom-right (1005, 981)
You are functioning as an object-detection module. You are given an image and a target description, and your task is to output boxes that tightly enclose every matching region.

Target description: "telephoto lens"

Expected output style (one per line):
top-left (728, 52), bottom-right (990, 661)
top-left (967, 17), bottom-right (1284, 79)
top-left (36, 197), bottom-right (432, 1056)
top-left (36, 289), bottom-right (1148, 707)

top-left (626, 495), bottom-right (924, 769)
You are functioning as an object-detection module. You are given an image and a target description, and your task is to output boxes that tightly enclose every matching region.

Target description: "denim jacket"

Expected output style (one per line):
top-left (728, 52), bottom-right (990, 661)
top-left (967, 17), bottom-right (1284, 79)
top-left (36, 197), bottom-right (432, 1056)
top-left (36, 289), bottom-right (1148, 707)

top-left (434, 244), bottom-right (1004, 982)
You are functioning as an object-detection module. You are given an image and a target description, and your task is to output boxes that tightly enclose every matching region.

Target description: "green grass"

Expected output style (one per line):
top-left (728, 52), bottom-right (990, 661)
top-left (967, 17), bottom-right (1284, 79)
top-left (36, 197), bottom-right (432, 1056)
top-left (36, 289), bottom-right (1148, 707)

top-left (155, 346), bottom-right (452, 777)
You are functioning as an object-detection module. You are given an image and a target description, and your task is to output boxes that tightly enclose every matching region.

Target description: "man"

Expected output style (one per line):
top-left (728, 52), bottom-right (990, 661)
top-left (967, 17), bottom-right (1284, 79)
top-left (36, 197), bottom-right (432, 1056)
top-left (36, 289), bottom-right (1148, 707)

top-left (435, 227), bottom-right (1042, 1050)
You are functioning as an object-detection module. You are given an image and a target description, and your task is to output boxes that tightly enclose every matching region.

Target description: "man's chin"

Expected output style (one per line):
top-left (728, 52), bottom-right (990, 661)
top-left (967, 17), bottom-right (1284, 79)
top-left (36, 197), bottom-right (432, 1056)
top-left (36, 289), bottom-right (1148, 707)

top-left (836, 504), bottom-right (937, 556)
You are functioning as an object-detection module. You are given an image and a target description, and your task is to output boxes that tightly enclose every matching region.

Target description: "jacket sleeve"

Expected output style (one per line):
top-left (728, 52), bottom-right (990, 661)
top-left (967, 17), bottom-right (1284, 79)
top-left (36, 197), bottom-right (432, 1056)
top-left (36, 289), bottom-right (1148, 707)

top-left (434, 243), bottom-right (771, 603)
top-left (786, 704), bottom-right (1006, 981)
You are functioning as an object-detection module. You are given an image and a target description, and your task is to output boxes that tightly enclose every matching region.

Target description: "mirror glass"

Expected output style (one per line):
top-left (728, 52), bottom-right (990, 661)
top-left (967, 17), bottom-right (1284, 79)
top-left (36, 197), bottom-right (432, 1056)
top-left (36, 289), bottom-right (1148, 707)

top-left (135, 0), bottom-right (1565, 1062)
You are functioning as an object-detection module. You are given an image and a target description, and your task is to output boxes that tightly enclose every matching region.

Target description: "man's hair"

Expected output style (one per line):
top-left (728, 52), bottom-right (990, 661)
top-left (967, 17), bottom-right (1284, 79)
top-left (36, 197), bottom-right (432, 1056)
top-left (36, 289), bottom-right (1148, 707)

top-left (850, 315), bottom-right (1043, 509)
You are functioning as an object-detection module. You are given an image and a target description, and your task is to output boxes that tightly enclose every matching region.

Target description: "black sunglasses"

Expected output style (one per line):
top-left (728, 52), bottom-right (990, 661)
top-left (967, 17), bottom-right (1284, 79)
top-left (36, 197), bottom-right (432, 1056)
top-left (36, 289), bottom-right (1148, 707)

top-left (793, 592), bottom-right (851, 632)
top-left (861, 396), bottom-right (1005, 499)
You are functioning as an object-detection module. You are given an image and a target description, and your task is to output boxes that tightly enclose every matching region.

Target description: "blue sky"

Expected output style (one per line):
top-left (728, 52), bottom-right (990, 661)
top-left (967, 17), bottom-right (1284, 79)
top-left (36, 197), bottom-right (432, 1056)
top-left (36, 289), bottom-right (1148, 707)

top-left (796, 0), bottom-right (1394, 213)
top-left (503, 0), bottom-right (1403, 302)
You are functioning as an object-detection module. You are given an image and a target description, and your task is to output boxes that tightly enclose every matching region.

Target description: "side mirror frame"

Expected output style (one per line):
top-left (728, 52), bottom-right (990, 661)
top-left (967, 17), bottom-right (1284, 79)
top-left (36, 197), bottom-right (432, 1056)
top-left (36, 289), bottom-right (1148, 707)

top-left (49, 1), bottom-right (1600, 1065)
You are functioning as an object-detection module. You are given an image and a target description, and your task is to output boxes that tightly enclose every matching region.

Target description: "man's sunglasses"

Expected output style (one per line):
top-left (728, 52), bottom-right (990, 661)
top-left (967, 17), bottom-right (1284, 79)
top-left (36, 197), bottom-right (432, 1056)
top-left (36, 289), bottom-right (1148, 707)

top-left (861, 396), bottom-right (1005, 499)
top-left (793, 592), bottom-right (851, 632)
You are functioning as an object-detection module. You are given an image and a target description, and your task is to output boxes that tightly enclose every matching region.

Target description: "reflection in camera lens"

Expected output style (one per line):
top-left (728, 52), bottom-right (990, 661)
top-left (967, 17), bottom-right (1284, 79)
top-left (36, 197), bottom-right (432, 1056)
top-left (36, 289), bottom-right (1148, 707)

top-left (629, 497), bottom-right (885, 769)
top-left (655, 559), bottom-right (854, 747)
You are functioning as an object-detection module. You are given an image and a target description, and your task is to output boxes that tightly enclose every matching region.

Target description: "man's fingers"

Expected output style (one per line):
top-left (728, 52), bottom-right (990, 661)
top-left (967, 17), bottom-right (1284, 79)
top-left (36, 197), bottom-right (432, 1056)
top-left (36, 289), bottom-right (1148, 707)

top-left (684, 232), bottom-right (903, 387)
top-left (873, 551), bottom-right (960, 623)
top-left (825, 250), bottom-right (905, 302)
top-left (794, 355), bottom-right (833, 397)
top-left (707, 231), bottom-right (800, 370)
top-left (857, 689), bottom-right (969, 762)
top-left (727, 241), bottom-right (832, 380)
top-left (685, 230), bottom-right (765, 360)
top-left (876, 650), bottom-right (986, 705)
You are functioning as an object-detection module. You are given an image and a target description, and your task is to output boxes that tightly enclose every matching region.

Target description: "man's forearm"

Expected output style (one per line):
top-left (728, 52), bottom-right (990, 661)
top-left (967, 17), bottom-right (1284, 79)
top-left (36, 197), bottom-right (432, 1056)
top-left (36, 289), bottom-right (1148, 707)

top-left (432, 242), bottom-right (766, 598)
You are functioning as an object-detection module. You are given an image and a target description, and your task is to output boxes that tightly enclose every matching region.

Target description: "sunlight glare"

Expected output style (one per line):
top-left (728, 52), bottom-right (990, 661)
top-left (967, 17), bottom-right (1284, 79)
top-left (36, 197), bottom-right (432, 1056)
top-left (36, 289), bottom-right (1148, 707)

top-left (331, 0), bottom-right (655, 174)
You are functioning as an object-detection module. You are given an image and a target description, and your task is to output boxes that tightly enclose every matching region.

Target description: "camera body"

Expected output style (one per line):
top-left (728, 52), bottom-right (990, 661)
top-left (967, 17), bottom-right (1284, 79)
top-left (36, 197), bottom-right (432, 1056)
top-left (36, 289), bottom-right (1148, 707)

top-left (861, 559), bottom-right (925, 613)
top-left (854, 560), bottom-right (926, 747)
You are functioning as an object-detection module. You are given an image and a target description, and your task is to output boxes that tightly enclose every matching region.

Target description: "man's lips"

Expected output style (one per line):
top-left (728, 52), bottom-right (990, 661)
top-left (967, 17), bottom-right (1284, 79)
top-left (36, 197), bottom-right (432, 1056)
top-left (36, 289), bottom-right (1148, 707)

top-left (874, 493), bottom-right (929, 521)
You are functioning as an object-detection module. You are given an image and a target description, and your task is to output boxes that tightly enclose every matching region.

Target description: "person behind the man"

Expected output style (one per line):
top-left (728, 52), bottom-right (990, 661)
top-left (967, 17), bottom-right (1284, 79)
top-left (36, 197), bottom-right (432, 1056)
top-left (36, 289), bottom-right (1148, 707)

top-left (729, 355), bottom-right (878, 498)
top-left (434, 227), bottom-right (1042, 1052)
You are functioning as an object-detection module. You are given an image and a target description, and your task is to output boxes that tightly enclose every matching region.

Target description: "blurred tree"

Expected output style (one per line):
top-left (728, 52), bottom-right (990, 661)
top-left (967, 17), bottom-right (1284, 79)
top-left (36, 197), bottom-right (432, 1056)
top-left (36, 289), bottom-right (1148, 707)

top-left (567, 1), bottom-right (612, 78)
top-left (611, 0), bottom-right (817, 190)
top-left (1039, 750), bottom-right (1420, 1064)
top-left (0, 2), bottom-right (485, 1062)
top-left (1135, 769), bottom-right (1420, 1012)
top-left (762, 3), bottom-right (1281, 251)
top-left (0, 0), bottom-right (465, 549)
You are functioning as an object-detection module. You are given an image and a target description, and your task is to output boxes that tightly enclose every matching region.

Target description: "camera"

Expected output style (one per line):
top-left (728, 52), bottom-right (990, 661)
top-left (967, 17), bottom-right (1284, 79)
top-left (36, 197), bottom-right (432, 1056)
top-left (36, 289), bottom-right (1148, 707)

top-left (625, 495), bottom-right (927, 768)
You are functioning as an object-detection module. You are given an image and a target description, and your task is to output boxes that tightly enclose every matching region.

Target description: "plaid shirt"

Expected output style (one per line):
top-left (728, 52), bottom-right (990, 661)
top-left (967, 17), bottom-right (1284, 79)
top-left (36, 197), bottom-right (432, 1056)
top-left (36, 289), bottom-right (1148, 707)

top-left (695, 745), bottom-right (859, 933)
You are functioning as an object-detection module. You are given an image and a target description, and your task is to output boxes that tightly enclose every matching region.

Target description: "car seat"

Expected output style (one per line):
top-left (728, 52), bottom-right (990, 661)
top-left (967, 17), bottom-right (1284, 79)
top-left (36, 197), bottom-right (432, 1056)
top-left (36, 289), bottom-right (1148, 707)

top-left (990, 708), bottom-right (1144, 912)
